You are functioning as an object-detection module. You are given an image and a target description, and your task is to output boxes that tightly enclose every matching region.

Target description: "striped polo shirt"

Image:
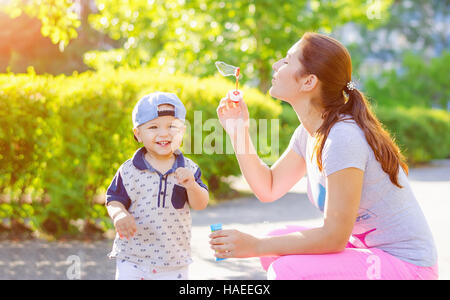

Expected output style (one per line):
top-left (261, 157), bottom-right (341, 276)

top-left (105, 147), bottom-right (208, 268)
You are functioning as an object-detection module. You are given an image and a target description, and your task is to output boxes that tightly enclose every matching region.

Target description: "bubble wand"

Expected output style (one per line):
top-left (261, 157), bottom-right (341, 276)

top-left (215, 61), bottom-right (243, 105)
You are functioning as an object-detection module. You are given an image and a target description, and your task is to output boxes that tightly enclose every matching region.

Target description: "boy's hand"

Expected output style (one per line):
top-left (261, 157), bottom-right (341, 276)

top-left (174, 167), bottom-right (196, 189)
top-left (113, 211), bottom-right (137, 240)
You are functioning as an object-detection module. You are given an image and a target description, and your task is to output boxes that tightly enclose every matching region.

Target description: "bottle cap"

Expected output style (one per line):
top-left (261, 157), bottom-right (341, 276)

top-left (228, 90), bottom-right (243, 103)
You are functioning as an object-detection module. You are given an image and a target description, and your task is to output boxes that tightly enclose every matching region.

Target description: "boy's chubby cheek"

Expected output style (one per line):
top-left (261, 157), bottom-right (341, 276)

top-left (171, 131), bottom-right (184, 147)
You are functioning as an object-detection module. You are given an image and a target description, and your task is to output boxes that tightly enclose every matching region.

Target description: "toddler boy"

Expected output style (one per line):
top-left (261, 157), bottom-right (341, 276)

top-left (105, 92), bottom-right (209, 280)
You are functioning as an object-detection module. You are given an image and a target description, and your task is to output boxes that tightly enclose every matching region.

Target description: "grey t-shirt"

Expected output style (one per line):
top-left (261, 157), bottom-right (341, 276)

top-left (288, 118), bottom-right (437, 267)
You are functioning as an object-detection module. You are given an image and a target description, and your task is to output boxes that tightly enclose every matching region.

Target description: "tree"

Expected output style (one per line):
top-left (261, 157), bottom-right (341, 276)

top-left (2, 0), bottom-right (394, 90)
top-left (2, 0), bottom-right (81, 49)
top-left (335, 0), bottom-right (450, 73)
top-left (88, 0), bottom-right (393, 92)
top-left (0, 0), bottom-right (117, 74)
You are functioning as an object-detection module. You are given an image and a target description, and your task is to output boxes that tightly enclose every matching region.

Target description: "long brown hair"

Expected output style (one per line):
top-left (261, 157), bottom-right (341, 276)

top-left (296, 32), bottom-right (408, 188)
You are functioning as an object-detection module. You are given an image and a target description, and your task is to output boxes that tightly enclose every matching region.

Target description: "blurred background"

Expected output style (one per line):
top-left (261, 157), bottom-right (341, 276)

top-left (0, 0), bottom-right (449, 243)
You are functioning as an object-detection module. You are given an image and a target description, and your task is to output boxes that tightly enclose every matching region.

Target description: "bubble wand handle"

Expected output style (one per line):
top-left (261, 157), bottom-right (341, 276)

top-left (235, 67), bottom-right (240, 91)
top-left (229, 67), bottom-right (242, 103)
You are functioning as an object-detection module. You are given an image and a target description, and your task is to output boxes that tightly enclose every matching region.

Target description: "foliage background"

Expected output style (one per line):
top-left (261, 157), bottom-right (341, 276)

top-left (0, 0), bottom-right (449, 239)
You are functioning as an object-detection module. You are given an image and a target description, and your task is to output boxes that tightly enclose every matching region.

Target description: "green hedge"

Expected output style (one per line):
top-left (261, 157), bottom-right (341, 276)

top-left (1, 68), bottom-right (449, 239)
top-left (0, 67), bottom-right (281, 238)
top-left (279, 104), bottom-right (450, 164)
top-left (364, 51), bottom-right (450, 109)
top-left (375, 106), bottom-right (450, 163)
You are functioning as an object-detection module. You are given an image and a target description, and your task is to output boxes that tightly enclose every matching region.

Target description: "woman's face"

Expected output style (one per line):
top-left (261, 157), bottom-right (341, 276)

top-left (269, 40), bottom-right (314, 102)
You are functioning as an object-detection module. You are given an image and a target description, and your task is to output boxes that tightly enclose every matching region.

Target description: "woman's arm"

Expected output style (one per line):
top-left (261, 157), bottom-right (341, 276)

top-left (210, 167), bottom-right (364, 257)
top-left (217, 97), bottom-right (306, 202)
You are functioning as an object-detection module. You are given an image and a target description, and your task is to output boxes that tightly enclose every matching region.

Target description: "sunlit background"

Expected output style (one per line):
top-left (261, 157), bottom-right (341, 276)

top-left (0, 0), bottom-right (449, 243)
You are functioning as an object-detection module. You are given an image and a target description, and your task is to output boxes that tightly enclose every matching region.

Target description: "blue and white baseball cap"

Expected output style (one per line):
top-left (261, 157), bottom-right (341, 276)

top-left (132, 92), bottom-right (186, 128)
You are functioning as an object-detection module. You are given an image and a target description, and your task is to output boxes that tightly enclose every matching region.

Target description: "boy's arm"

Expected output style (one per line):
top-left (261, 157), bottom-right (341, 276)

top-left (106, 201), bottom-right (128, 220)
top-left (175, 167), bottom-right (209, 210)
top-left (185, 182), bottom-right (209, 210)
top-left (105, 169), bottom-right (135, 239)
top-left (106, 201), bottom-right (137, 239)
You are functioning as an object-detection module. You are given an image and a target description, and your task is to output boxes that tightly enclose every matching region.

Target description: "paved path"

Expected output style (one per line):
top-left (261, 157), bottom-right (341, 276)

top-left (0, 160), bottom-right (449, 280)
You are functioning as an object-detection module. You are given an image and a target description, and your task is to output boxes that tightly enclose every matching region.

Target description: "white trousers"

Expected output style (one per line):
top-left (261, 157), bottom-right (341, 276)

top-left (115, 259), bottom-right (189, 280)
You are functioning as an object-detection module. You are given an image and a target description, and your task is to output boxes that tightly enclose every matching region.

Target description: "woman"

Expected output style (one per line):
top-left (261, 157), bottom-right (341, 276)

top-left (209, 32), bottom-right (438, 280)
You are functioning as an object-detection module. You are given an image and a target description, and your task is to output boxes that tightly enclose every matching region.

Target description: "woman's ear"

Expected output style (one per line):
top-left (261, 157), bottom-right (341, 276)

top-left (300, 74), bottom-right (319, 92)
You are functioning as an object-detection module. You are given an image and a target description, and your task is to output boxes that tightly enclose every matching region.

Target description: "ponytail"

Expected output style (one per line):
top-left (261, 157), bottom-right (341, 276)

top-left (315, 87), bottom-right (409, 188)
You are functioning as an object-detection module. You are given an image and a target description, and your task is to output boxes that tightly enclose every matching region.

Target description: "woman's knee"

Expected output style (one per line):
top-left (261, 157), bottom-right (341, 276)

top-left (266, 253), bottom-right (338, 280)
top-left (266, 256), bottom-right (306, 280)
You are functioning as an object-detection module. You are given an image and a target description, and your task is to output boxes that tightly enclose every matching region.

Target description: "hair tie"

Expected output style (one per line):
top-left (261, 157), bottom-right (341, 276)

top-left (346, 81), bottom-right (356, 91)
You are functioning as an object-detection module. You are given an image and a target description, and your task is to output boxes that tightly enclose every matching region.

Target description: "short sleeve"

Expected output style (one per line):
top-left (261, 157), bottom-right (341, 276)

top-left (322, 123), bottom-right (370, 177)
top-left (106, 169), bottom-right (131, 210)
top-left (194, 167), bottom-right (208, 191)
top-left (184, 157), bottom-right (208, 191)
top-left (288, 124), bottom-right (307, 158)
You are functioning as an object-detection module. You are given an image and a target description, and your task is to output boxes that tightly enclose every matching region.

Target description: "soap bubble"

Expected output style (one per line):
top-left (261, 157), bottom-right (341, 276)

top-left (215, 61), bottom-right (241, 79)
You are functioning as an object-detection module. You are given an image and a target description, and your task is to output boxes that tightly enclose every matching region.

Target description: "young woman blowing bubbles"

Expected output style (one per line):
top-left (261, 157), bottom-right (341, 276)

top-left (210, 32), bottom-right (438, 280)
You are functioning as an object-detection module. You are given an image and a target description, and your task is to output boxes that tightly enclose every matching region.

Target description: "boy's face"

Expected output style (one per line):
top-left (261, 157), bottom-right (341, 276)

top-left (133, 105), bottom-right (186, 158)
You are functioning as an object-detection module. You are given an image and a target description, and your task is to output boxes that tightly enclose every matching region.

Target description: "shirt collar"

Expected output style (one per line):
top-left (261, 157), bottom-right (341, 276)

top-left (132, 146), bottom-right (185, 175)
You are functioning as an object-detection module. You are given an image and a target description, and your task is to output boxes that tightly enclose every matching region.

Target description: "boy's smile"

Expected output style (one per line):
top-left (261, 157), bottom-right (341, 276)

top-left (156, 141), bottom-right (171, 146)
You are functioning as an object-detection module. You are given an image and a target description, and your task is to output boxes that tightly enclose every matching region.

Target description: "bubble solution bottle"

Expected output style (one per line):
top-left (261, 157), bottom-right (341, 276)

top-left (210, 223), bottom-right (226, 261)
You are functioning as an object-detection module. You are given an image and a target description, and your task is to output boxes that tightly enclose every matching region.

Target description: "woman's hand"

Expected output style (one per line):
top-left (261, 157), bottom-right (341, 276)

top-left (209, 229), bottom-right (261, 258)
top-left (216, 95), bottom-right (250, 138)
